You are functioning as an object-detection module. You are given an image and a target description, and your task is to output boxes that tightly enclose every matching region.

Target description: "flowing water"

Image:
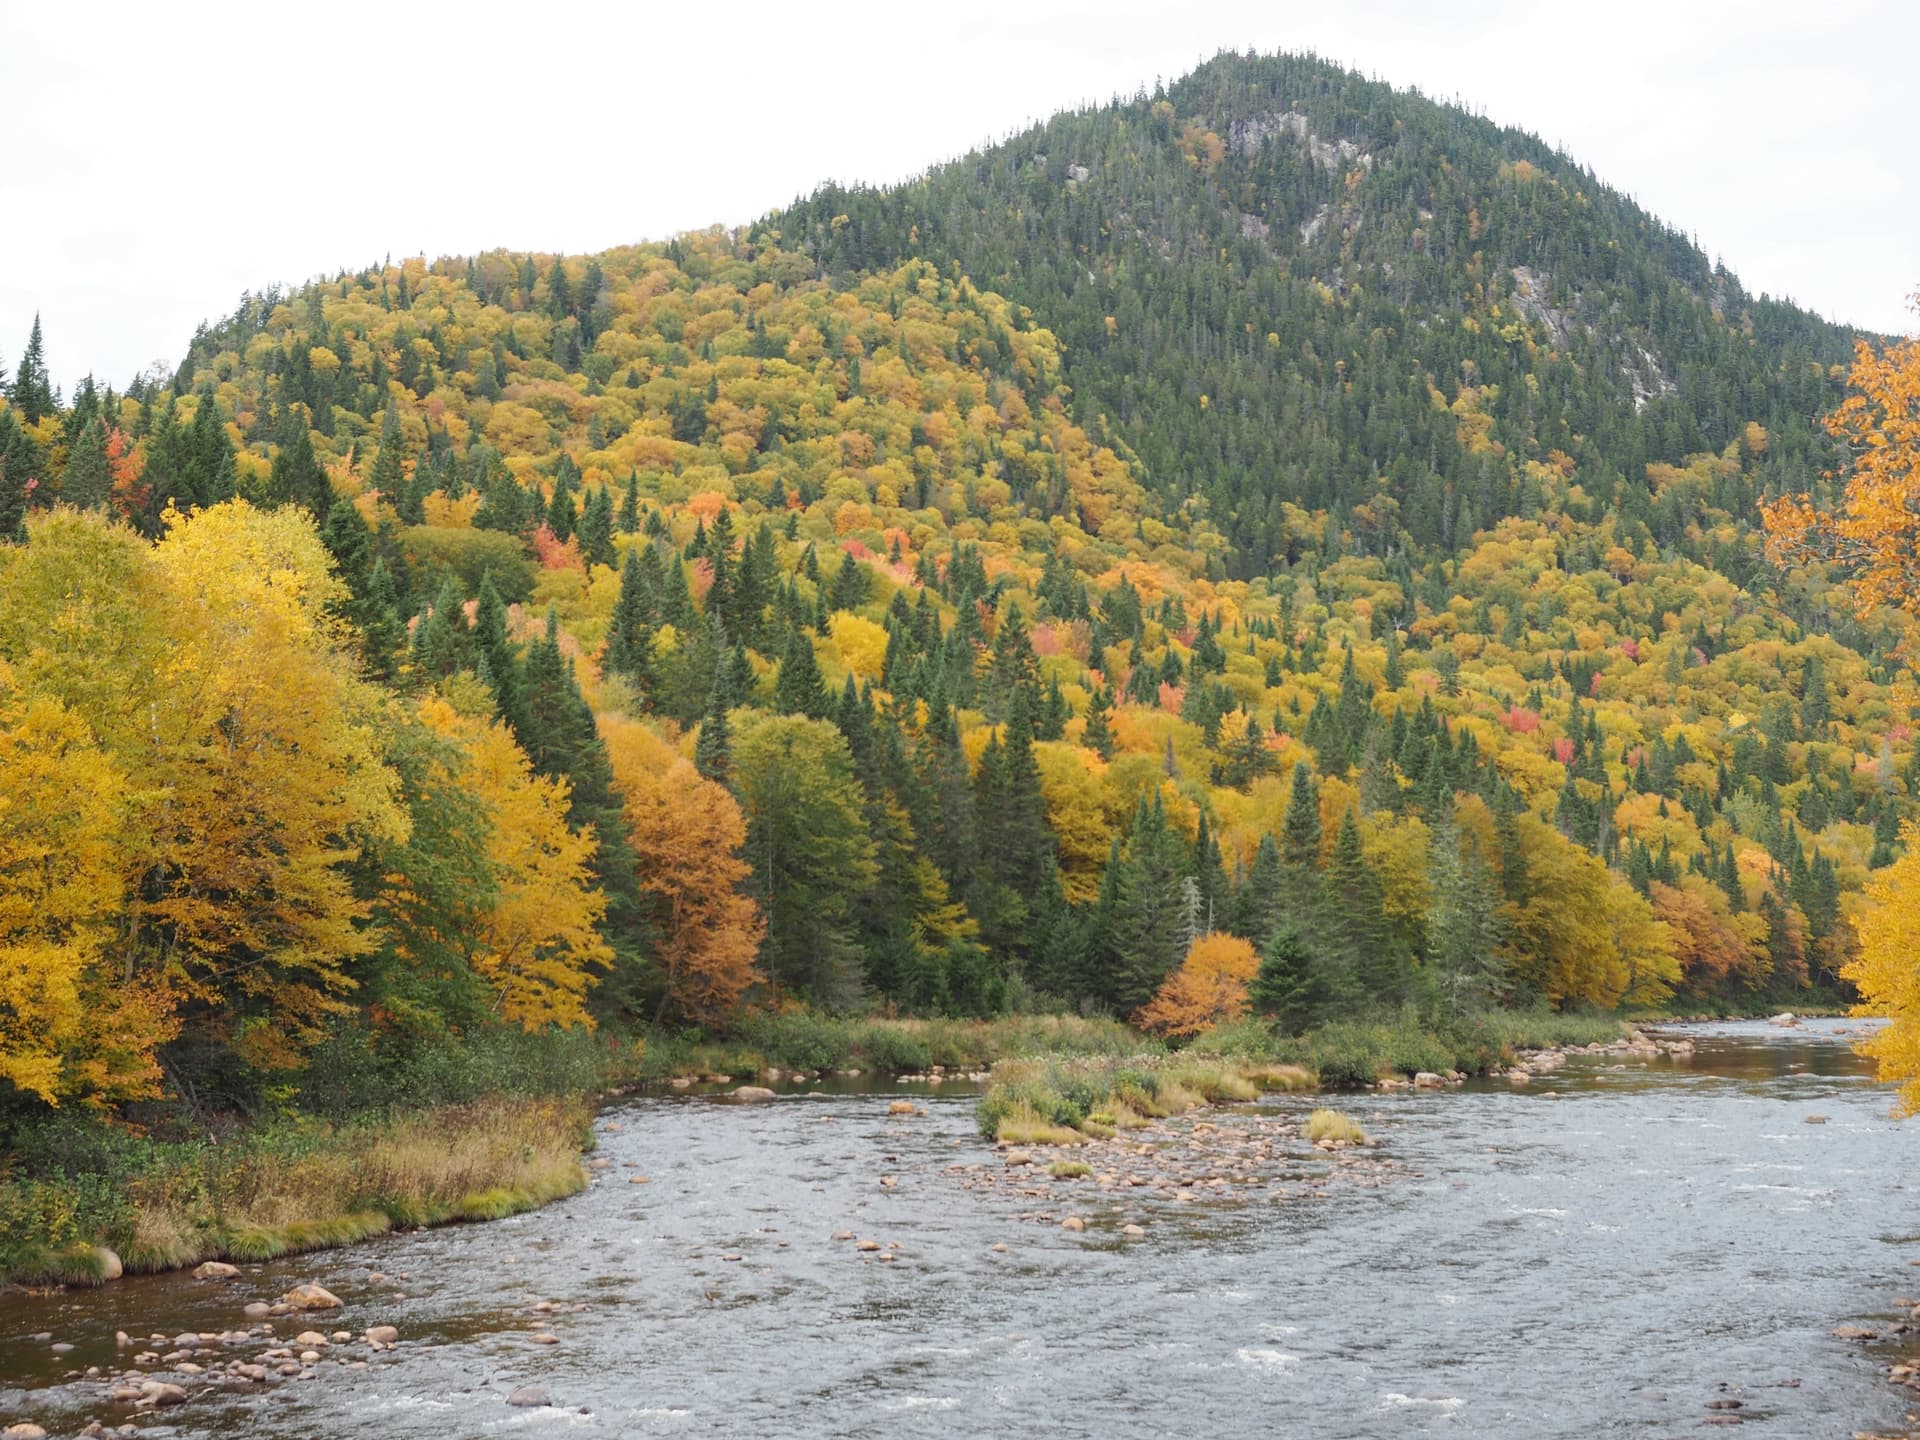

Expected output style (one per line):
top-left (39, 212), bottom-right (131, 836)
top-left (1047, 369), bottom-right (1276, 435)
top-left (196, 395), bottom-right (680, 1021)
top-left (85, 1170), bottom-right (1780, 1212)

top-left (4, 1019), bottom-right (1919, 1438)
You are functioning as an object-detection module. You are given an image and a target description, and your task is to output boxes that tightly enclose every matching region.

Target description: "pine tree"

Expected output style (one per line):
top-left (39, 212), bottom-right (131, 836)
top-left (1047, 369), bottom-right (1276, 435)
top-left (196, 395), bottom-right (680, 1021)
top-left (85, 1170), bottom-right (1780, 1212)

top-left (1280, 762), bottom-right (1322, 872)
top-left (268, 416), bottom-right (331, 516)
top-left (1250, 923), bottom-right (1321, 1033)
top-left (1424, 823), bottom-right (1506, 1014)
top-left (186, 386), bottom-right (236, 506)
top-left (367, 404), bottom-right (407, 508)
top-left (577, 486), bottom-right (616, 568)
top-left (694, 667), bottom-right (733, 784)
top-left (10, 314), bottom-right (55, 424)
top-left (515, 610), bottom-right (645, 959)
top-left (1082, 685), bottom-right (1116, 760)
top-left (61, 416), bottom-right (111, 510)
top-left (0, 410), bottom-right (35, 536)
top-left (1227, 833), bottom-right (1285, 945)
top-left (1100, 792), bottom-right (1193, 1016)
top-left (603, 548), bottom-right (658, 702)
top-left (617, 471), bottom-right (641, 533)
top-left (773, 624), bottom-right (829, 718)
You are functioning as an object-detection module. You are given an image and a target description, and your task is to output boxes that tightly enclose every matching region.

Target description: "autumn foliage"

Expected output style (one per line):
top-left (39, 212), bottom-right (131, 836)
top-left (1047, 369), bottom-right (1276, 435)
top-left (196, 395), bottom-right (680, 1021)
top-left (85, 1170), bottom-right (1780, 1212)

top-left (1763, 299), bottom-right (1920, 625)
top-left (1136, 933), bottom-right (1260, 1038)
top-left (603, 718), bottom-right (762, 1026)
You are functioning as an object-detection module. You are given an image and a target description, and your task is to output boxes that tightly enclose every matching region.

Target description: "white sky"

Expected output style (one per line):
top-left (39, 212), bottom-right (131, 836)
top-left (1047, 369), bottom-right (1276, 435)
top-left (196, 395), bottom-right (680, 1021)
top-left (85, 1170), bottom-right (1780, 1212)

top-left (3, 0), bottom-right (1913, 395)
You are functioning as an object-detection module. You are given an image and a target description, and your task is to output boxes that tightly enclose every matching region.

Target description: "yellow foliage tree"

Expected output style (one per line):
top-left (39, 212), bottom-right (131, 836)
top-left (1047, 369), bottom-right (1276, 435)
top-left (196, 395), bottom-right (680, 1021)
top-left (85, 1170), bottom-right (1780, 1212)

top-left (602, 716), bottom-right (763, 1025)
top-left (1846, 822), bottom-right (1920, 1114)
top-left (419, 698), bottom-right (610, 1029)
top-left (827, 611), bottom-right (890, 681)
top-left (1135, 932), bottom-right (1259, 1037)
top-left (0, 690), bottom-right (154, 1105)
top-left (145, 502), bottom-right (410, 1067)
top-left (1504, 814), bottom-right (1677, 1009)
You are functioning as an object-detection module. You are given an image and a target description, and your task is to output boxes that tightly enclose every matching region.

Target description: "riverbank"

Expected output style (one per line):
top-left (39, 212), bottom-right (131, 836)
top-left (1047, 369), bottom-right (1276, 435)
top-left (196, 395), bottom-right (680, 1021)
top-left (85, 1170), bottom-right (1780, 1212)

top-left (0, 1098), bottom-right (592, 1289)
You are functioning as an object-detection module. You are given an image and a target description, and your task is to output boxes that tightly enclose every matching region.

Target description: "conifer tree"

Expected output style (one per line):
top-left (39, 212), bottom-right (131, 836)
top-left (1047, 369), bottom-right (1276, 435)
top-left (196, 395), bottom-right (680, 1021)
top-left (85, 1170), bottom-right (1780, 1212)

top-left (61, 416), bottom-right (111, 510)
top-left (578, 486), bottom-right (615, 568)
top-left (1100, 793), bottom-right (1189, 1016)
top-left (694, 667), bottom-right (732, 784)
top-left (603, 548), bottom-right (657, 702)
top-left (773, 624), bottom-right (829, 718)
top-left (10, 314), bottom-right (54, 424)
top-left (1250, 923), bottom-right (1320, 1033)
top-left (617, 471), bottom-right (640, 533)
top-left (1082, 685), bottom-right (1116, 760)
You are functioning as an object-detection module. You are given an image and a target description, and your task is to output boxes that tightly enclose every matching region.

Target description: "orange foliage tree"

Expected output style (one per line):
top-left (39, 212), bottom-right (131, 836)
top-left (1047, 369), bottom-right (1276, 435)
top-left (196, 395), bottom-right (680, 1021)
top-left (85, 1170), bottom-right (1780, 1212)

top-left (602, 717), bottom-right (763, 1025)
top-left (1135, 932), bottom-right (1259, 1038)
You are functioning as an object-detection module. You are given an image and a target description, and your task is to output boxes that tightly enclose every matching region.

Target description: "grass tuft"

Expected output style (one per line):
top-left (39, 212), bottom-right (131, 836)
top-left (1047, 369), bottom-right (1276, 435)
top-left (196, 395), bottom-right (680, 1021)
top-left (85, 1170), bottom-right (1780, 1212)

top-left (1304, 1109), bottom-right (1369, 1147)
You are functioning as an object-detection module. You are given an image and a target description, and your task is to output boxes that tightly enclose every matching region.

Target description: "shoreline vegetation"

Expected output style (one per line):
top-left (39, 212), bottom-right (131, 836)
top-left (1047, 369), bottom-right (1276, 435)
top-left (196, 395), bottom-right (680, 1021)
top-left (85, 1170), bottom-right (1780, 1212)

top-left (0, 1005), bottom-right (1750, 1288)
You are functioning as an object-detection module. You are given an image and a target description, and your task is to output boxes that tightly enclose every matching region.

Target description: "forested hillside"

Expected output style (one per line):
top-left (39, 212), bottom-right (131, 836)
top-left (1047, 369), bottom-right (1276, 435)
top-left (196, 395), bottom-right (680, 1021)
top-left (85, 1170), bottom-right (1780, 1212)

top-left (0, 52), bottom-right (1914, 1124)
top-left (773, 51), bottom-right (1864, 580)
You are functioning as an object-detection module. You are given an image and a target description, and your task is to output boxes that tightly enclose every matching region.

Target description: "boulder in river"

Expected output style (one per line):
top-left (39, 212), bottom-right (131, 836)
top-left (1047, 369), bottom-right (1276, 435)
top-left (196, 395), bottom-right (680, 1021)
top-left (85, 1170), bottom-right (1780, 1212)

top-left (4, 1423), bottom-right (49, 1439)
top-left (194, 1262), bottom-right (240, 1280)
top-left (1804, 1114), bottom-right (1829, 1125)
top-left (1413, 1072), bottom-right (1445, 1088)
top-left (365, 1326), bottom-right (398, 1345)
top-left (507, 1385), bottom-right (553, 1408)
top-left (278, 1283), bottom-right (343, 1311)
top-left (1831, 1325), bottom-right (1877, 1340)
top-left (95, 1248), bottom-right (123, 1281)
top-left (729, 1085), bottom-right (776, 1102)
top-left (888, 1099), bottom-right (917, 1115)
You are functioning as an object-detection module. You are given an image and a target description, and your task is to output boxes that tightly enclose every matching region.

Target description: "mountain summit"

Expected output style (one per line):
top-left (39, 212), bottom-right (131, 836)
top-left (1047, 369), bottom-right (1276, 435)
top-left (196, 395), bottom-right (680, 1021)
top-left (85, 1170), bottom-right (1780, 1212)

top-left (771, 51), bottom-right (1859, 575)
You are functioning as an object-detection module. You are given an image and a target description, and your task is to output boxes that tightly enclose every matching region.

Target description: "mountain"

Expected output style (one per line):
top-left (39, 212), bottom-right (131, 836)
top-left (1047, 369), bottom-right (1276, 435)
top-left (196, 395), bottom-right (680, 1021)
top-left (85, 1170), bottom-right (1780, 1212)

top-left (769, 51), bottom-right (1864, 577)
top-left (0, 51), bottom-right (1914, 1118)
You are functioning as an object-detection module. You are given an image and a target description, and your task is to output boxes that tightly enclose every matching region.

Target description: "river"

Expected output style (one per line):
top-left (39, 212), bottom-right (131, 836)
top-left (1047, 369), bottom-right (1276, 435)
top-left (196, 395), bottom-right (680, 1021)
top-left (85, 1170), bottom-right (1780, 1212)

top-left (3, 1019), bottom-right (1917, 1438)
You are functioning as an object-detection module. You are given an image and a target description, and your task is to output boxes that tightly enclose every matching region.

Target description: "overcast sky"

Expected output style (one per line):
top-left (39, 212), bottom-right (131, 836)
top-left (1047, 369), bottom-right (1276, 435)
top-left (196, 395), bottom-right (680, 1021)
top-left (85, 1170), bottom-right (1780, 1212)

top-left (3, 0), bottom-right (1913, 394)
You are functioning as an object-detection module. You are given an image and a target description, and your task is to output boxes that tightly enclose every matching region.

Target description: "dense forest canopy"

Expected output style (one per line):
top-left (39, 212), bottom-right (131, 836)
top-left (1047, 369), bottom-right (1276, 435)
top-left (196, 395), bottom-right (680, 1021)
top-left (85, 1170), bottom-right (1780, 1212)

top-left (0, 51), bottom-right (1913, 1122)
